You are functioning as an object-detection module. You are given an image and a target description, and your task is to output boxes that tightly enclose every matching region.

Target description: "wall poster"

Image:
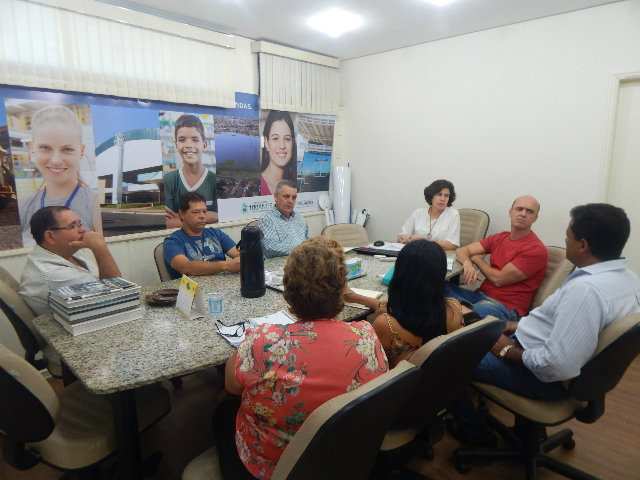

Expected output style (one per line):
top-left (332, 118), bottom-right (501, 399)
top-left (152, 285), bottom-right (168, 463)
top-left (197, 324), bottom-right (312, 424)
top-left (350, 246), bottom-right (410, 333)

top-left (0, 84), bottom-right (334, 251)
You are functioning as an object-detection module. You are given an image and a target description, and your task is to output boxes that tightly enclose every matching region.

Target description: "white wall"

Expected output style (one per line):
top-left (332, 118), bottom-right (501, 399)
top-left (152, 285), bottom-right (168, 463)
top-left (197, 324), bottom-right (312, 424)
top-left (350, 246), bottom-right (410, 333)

top-left (340, 0), bottom-right (640, 247)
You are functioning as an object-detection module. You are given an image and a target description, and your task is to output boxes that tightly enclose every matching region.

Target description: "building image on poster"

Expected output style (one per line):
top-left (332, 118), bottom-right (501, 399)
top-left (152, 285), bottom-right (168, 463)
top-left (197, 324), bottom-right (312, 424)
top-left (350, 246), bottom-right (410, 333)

top-left (160, 111), bottom-right (217, 228)
top-left (93, 104), bottom-right (164, 235)
top-left (4, 99), bottom-right (99, 247)
top-left (0, 127), bottom-right (21, 251)
top-left (296, 114), bottom-right (334, 193)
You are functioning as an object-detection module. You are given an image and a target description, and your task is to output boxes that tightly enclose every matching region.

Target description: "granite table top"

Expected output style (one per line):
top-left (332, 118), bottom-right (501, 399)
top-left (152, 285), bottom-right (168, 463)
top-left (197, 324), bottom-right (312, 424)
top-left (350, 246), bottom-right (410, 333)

top-left (32, 253), bottom-right (461, 395)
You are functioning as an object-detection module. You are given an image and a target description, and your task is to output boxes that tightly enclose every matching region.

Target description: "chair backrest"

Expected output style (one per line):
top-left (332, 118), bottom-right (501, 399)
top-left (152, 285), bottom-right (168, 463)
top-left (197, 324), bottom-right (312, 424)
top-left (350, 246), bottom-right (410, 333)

top-left (0, 343), bottom-right (59, 444)
top-left (321, 223), bottom-right (370, 247)
top-left (272, 361), bottom-right (421, 480)
top-left (568, 313), bottom-right (640, 402)
top-left (391, 317), bottom-right (505, 430)
top-left (530, 246), bottom-right (574, 309)
top-left (154, 243), bottom-right (172, 282)
top-left (0, 266), bottom-right (45, 364)
top-left (458, 209), bottom-right (489, 247)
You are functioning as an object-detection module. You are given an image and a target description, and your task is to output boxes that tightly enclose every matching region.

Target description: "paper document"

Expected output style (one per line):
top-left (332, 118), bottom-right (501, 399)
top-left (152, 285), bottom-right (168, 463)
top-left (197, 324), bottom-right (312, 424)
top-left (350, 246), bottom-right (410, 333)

top-left (217, 310), bottom-right (296, 346)
top-left (217, 323), bottom-right (247, 347)
top-left (248, 310), bottom-right (296, 327)
top-left (381, 242), bottom-right (404, 251)
top-left (363, 242), bottom-right (404, 252)
top-left (345, 288), bottom-right (383, 310)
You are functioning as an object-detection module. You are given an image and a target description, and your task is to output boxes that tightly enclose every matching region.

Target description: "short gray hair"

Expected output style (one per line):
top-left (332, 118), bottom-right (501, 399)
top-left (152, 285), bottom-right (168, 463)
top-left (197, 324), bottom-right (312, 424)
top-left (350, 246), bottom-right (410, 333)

top-left (275, 179), bottom-right (297, 195)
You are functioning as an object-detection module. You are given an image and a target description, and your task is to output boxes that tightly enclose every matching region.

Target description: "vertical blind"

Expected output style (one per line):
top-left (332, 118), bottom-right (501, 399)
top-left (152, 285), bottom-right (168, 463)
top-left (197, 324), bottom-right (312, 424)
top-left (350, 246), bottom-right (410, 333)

top-left (0, 0), bottom-right (236, 107)
top-left (258, 52), bottom-right (339, 115)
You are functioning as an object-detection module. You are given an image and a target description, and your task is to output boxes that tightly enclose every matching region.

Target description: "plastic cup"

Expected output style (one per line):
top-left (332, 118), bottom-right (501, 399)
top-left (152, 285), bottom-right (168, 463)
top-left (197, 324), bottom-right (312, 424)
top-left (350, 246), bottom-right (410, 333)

top-left (207, 292), bottom-right (223, 314)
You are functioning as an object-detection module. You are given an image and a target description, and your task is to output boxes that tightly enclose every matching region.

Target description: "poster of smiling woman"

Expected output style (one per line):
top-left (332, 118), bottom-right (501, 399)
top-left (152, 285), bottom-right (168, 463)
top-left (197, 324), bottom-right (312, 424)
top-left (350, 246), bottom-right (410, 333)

top-left (4, 99), bottom-right (99, 247)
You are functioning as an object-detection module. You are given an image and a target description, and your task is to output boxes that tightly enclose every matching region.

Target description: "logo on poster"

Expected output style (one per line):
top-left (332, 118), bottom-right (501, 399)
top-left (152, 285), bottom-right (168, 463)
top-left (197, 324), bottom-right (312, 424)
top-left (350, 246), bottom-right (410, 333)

top-left (241, 201), bottom-right (272, 214)
top-left (296, 199), bottom-right (315, 207)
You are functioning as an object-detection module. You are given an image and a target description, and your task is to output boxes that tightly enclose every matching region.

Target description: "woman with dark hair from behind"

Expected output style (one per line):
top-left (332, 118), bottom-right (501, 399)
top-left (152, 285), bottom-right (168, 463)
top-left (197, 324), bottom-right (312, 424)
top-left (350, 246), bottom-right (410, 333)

top-left (398, 179), bottom-right (460, 250)
top-left (260, 110), bottom-right (298, 195)
top-left (373, 239), bottom-right (465, 367)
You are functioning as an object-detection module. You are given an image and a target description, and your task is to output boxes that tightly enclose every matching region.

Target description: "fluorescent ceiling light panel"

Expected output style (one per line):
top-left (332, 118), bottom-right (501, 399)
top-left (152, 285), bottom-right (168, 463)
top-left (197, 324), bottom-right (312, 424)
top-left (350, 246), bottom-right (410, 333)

top-left (423, 0), bottom-right (458, 6)
top-left (307, 8), bottom-right (363, 38)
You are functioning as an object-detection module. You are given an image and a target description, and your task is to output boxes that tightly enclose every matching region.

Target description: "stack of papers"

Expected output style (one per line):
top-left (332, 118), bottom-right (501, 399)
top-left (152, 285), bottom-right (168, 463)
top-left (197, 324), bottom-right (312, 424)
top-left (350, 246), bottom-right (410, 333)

top-left (217, 310), bottom-right (296, 346)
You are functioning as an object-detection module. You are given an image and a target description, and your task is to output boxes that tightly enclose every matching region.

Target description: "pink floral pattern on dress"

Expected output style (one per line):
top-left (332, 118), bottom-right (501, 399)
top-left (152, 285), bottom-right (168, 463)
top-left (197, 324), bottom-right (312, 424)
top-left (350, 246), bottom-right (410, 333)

top-left (234, 319), bottom-right (388, 479)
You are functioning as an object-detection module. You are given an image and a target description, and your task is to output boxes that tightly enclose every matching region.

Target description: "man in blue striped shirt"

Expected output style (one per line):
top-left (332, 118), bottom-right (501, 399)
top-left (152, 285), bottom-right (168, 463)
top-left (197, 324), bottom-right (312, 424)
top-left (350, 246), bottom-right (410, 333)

top-left (449, 203), bottom-right (640, 446)
top-left (257, 180), bottom-right (308, 258)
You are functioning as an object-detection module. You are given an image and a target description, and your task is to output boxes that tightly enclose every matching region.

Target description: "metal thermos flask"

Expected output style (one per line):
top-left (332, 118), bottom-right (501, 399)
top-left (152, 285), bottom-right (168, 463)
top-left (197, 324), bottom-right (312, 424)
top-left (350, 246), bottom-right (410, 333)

top-left (240, 226), bottom-right (265, 298)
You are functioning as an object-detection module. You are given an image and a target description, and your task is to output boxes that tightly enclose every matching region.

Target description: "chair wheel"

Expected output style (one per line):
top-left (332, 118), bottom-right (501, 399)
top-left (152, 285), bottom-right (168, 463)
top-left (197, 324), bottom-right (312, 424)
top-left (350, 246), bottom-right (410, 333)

top-left (454, 456), bottom-right (471, 474)
top-left (562, 438), bottom-right (576, 450)
top-left (143, 451), bottom-right (163, 477)
top-left (422, 445), bottom-right (434, 459)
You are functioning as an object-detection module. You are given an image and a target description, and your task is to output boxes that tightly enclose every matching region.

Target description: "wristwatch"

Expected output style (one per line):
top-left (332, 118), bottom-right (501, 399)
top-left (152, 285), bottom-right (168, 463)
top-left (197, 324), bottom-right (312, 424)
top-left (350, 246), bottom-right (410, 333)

top-left (499, 344), bottom-right (514, 360)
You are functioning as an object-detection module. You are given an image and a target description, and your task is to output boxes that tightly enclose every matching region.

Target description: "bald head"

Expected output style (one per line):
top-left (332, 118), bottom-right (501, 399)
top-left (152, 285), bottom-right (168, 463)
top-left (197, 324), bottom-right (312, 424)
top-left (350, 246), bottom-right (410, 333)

top-left (511, 195), bottom-right (540, 214)
top-left (509, 196), bottom-right (540, 236)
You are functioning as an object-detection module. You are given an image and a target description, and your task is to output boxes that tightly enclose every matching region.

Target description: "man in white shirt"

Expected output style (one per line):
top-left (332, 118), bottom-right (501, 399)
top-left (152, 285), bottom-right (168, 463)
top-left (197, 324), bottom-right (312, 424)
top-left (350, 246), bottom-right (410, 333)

top-left (19, 206), bottom-right (121, 316)
top-left (448, 203), bottom-right (640, 446)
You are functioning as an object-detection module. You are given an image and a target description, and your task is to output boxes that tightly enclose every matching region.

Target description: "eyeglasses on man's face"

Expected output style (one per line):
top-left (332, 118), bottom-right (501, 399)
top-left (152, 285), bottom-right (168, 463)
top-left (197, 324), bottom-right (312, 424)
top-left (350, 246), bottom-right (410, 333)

top-left (49, 220), bottom-right (83, 231)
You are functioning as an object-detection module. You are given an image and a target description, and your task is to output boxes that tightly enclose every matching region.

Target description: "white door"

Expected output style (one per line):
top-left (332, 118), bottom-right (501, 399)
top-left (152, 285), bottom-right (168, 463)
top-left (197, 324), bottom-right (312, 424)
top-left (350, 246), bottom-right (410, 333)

top-left (607, 77), bottom-right (640, 275)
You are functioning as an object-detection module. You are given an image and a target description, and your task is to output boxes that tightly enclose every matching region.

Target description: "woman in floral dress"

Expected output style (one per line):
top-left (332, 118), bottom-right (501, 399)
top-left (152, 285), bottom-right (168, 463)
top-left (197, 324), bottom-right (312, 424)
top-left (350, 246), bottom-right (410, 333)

top-left (213, 236), bottom-right (389, 479)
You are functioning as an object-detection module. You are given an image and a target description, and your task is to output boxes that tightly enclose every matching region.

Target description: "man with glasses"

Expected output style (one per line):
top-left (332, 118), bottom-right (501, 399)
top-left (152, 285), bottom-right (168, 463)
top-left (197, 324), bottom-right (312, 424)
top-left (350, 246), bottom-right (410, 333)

top-left (444, 195), bottom-right (548, 321)
top-left (19, 206), bottom-right (121, 315)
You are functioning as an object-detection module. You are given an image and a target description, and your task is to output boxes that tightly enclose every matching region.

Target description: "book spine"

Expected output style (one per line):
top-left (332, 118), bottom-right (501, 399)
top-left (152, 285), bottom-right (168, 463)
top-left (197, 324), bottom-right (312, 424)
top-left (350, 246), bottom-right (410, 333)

top-left (51, 288), bottom-right (141, 308)
top-left (54, 308), bottom-right (143, 336)
top-left (52, 301), bottom-right (141, 324)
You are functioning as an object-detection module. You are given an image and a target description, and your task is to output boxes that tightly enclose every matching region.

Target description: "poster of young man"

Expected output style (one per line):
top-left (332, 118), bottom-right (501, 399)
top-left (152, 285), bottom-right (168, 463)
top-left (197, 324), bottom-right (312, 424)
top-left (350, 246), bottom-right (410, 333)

top-left (161, 112), bottom-right (218, 228)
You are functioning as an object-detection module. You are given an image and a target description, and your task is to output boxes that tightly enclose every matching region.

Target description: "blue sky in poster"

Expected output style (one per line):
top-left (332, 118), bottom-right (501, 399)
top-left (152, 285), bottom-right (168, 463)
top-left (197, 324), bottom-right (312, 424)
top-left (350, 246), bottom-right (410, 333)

top-left (91, 105), bottom-right (159, 145)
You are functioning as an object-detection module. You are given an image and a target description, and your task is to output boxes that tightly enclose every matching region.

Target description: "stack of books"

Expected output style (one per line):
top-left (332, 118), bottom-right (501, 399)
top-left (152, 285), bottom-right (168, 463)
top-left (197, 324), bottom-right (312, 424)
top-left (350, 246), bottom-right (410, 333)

top-left (48, 277), bottom-right (142, 336)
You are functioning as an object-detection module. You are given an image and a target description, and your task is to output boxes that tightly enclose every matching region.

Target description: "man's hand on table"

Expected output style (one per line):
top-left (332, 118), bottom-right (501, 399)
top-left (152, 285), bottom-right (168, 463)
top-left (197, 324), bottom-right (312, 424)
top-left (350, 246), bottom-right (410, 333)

top-left (225, 257), bottom-right (241, 274)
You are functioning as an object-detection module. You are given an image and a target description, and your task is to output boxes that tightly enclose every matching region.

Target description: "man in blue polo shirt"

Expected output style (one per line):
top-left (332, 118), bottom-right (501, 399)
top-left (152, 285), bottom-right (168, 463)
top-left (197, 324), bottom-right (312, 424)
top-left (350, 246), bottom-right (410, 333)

top-left (257, 180), bottom-right (308, 258)
top-left (163, 192), bottom-right (240, 279)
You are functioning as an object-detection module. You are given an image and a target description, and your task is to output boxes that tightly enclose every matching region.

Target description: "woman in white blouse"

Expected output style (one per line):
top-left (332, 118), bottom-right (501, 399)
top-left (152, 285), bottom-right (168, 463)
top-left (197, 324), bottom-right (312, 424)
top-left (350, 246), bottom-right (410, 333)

top-left (397, 179), bottom-right (460, 250)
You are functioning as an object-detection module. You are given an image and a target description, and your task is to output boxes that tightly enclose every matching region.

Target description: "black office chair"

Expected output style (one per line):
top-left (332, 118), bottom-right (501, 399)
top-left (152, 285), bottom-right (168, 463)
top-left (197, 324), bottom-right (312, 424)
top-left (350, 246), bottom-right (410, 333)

top-left (454, 313), bottom-right (640, 480)
top-left (0, 342), bottom-right (171, 477)
top-left (376, 317), bottom-right (505, 479)
top-left (182, 360), bottom-right (422, 480)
